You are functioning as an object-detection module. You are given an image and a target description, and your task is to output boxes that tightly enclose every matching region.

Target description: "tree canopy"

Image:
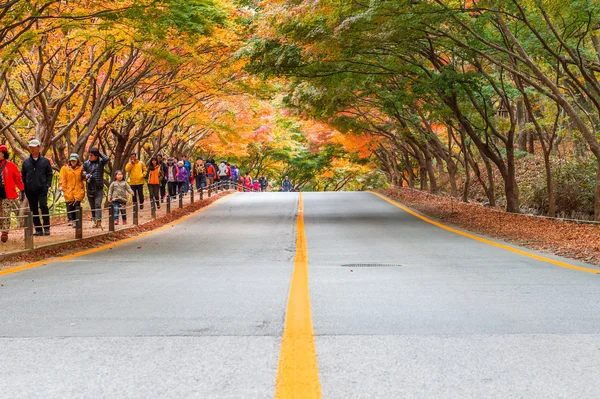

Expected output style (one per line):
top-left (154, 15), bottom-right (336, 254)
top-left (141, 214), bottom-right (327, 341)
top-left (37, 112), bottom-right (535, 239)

top-left (3, 0), bottom-right (600, 218)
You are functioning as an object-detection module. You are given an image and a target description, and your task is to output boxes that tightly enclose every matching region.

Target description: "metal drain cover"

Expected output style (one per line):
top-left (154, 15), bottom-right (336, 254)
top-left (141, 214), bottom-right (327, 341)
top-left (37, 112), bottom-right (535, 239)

top-left (342, 263), bottom-right (403, 268)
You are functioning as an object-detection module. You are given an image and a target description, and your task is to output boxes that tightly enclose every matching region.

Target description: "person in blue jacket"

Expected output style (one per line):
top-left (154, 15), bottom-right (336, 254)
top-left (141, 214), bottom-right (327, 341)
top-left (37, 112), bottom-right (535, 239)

top-left (282, 176), bottom-right (293, 192)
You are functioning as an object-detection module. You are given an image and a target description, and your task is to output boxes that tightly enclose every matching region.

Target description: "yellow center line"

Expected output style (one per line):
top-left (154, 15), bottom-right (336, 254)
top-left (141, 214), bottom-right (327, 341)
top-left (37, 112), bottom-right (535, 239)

top-left (370, 191), bottom-right (600, 274)
top-left (275, 193), bottom-right (322, 399)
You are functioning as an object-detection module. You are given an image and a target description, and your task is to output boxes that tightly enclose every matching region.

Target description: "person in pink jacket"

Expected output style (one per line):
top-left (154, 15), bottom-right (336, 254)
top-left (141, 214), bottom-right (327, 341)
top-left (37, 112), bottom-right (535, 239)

top-left (253, 180), bottom-right (260, 192)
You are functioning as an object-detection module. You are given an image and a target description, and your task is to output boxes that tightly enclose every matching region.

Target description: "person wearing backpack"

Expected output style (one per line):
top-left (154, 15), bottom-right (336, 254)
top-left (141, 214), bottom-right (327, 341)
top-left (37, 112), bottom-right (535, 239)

top-left (192, 158), bottom-right (207, 193)
top-left (21, 139), bottom-right (53, 236)
top-left (205, 159), bottom-right (217, 189)
top-left (0, 144), bottom-right (25, 243)
top-left (282, 176), bottom-right (293, 192)
top-left (218, 160), bottom-right (230, 190)
top-left (230, 165), bottom-right (239, 183)
top-left (259, 174), bottom-right (269, 192)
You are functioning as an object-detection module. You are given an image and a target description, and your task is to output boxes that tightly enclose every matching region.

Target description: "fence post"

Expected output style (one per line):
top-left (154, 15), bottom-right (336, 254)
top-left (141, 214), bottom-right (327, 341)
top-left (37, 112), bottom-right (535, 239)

top-left (208, 184), bottom-right (212, 198)
top-left (200, 186), bottom-right (204, 200)
top-left (75, 207), bottom-right (83, 239)
top-left (166, 195), bottom-right (171, 214)
top-left (108, 205), bottom-right (115, 232)
top-left (133, 202), bottom-right (139, 226)
top-left (178, 193), bottom-right (183, 209)
top-left (191, 188), bottom-right (194, 204)
top-left (151, 199), bottom-right (157, 219)
top-left (24, 211), bottom-right (34, 250)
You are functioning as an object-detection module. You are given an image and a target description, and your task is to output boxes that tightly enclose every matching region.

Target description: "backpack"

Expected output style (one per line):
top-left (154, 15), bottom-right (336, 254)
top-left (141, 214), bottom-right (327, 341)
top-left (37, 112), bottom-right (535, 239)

top-left (218, 163), bottom-right (228, 176)
top-left (231, 168), bottom-right (238, 180)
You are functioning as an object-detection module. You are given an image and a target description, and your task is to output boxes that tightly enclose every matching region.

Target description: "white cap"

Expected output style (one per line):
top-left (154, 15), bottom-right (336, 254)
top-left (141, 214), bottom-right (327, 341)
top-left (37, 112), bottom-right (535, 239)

top-left (28, 139), bottom-right (41, 147)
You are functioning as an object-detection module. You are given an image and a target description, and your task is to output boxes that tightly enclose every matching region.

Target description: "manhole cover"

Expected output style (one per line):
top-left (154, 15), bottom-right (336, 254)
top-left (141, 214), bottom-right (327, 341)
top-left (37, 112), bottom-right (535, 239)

top-left (342, 264), bottom-right (403, 268)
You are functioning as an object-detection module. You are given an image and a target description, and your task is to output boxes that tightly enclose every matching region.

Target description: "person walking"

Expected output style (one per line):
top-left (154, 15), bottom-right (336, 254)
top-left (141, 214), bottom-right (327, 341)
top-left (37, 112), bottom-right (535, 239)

top-left (108, 170), bottom-right (133, 225)
top-left (282, 176), bottom-right (293, 192)
top-left (59, 153), bottom-right (85, 227)
top-left (82, 147), bottom-right (109, 228)
top-left (259, 174), bottom-right (269, 192)
top-left (253, 179), bottom-right (260, 192)
top-left (218, 160), bottom-right (230, 190)
top-left (182, 155), bottom-right (192, 194)
top-left (0, 144), bottom-right (25, 243)
top-left (165, 157), bottom-right (178, 199)
top-left (192, 158), bottom-right (207, 193)
top-left (205, 159), bottom-right (217, 189)
top-left (231, 164), bottom-right (239, 184)
top-left (21, 139), bottom-right (53, 236)
top-left (176, 160), bottom-right (188, 197)
top-left (125, 152), bottom-right (147, 210)
top-left (157, 154), bottom-right (167, 202)
top-left (147, 157), bottom-right (163, 210)
top-left (243, 172), bottom-right (252, 192)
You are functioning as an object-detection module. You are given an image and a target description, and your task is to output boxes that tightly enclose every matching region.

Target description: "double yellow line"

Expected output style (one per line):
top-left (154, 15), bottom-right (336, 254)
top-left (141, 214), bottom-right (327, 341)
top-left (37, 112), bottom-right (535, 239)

top-left (275, 193), bottom-right (322, 398)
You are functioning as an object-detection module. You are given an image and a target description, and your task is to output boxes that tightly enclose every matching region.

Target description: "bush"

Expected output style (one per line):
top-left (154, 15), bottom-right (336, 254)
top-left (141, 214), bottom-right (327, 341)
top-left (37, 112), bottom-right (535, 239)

top-left (521, 158), bottom-right (595, 219)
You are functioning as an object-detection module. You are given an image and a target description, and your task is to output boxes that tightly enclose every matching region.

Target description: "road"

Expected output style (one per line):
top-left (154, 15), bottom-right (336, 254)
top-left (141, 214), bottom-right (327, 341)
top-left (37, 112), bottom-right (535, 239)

top-left (1, 192), bottom-right (600, 398)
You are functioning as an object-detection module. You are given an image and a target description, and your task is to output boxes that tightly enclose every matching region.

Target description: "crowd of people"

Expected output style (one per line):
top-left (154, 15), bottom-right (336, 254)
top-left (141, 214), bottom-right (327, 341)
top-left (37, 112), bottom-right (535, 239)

top-left (0, 140), bottom-right (296, 244)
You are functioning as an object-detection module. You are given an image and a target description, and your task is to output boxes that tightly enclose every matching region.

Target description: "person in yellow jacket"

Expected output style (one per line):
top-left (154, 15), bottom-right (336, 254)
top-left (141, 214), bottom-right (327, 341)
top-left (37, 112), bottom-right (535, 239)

top-left (59, 153), bottom-right (85, 227)
top-left (125, 152), bottom-right (147, 210)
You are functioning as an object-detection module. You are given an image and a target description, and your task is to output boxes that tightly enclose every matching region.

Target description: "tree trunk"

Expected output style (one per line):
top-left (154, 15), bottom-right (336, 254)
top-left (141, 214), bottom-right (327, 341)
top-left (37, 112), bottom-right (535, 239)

top-left (505, 145), bottom-right (520, 213)
top-left (543, 152), bottom-right (556, 217)
top-left (481, 153), bottom-right (496, 207)
top-left (447, 158), bottom-right (459, 198)
top-left (462, 145), bottom-right (470, 203)
top-left (516, 99), bottom-right (528, 152)
top-left (405, 152), bottom-right (415, 188)
top-left (595, 162), bottom-right (600, 221)
top-left (424, 149), bottom-right (438, 193)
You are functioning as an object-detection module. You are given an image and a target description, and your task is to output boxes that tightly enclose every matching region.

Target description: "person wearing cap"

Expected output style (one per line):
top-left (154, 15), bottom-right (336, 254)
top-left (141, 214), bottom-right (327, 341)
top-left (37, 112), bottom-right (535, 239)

top-left (21, 139), bottom-right (53, 236)
top-left (82, 147), bottom-right (109, 228)
top-left (59, 153), bottom-right (85, 227)
top-left (0, 144), bottom-right (25, 243)
top-left (125, 152), bottom-right (147, 210)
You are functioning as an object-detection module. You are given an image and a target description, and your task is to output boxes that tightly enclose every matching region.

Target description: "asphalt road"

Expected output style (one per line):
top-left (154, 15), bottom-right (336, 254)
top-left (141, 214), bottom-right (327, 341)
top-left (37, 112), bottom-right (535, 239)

top-left (2, 192), bottom-right (600, 398)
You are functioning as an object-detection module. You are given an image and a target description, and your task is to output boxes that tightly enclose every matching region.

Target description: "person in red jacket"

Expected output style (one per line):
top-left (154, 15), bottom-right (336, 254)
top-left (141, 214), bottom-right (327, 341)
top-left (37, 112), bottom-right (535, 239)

top-left (0, 144), bottom-right (25, 243)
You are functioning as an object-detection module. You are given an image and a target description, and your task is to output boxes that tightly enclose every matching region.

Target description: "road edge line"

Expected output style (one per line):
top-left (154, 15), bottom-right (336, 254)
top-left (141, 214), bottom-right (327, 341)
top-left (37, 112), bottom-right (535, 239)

top-left (0, 193), bottom-right (236, 278)
top-left (275, 193), bottom-right (322, 399)
top-left (369, 191), bottom-right (600, 274)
